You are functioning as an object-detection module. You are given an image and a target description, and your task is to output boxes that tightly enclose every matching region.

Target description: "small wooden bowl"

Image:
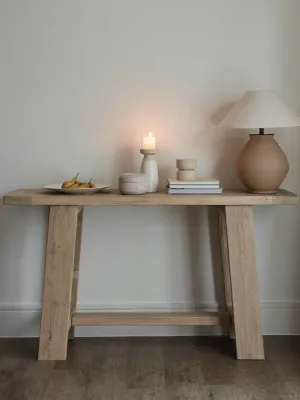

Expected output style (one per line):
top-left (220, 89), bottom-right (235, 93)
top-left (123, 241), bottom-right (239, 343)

top-left (119, 173), bottom-right (148, 195)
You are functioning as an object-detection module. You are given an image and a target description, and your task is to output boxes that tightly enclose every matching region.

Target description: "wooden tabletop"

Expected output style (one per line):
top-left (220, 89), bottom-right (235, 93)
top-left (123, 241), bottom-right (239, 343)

top-left (2, 188), bottom-right (298, 206)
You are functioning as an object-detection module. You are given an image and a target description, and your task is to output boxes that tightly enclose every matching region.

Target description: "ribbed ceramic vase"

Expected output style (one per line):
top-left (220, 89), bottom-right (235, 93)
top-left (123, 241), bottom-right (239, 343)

top-left (237, 134), bottom-right (289, 194)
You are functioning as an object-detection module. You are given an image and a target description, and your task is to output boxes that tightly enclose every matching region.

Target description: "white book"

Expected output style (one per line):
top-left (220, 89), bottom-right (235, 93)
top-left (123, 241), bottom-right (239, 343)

top-left (167, 188), bottom-right (223, 195)
top-left (168, 178), bottom-right (220, 186)
top-left (168, 184), bottom-right (220, 189)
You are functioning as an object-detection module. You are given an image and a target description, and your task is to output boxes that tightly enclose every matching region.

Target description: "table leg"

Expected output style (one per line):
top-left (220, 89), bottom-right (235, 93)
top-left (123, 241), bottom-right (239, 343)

top-left (218, 206), bottom-right (264, 360)
top-left (218, 206), bottom-right (235, 340)
top-left (38, 205), bottom-right (83, 361)
top-left (69, 208), bottom-right (84, 339)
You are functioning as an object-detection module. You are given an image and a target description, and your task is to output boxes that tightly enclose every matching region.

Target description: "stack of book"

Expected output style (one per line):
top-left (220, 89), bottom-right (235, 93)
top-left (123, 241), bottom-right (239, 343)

top-left (167, 179), bottom-right (222, 194)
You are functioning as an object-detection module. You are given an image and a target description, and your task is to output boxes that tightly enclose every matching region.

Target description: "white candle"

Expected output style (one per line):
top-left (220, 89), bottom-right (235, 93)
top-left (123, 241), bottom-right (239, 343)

top-left (143, 132), bottom-right (156, 150)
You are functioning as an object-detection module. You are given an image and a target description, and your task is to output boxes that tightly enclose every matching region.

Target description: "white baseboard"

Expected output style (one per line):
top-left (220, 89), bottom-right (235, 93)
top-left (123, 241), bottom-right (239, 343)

top-left (0, 301), bottom-right (299, 337)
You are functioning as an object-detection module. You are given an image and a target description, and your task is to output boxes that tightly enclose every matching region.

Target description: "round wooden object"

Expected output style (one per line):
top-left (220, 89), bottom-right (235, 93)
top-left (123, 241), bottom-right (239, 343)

top-left (119, 173), bottom-right (148, 195)
top-left (176, 158), bottom-right (197, 170)
top-left (177, 170), bottom-right (196, 181)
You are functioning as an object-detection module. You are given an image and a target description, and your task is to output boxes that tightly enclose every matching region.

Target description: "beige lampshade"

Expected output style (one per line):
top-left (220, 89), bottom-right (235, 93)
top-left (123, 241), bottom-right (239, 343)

top-left (219, 90), bottom-right (300, 129)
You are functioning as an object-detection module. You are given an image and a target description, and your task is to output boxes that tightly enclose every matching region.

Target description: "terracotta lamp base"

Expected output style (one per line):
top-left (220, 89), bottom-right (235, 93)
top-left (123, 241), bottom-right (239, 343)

top-left (237, 134), bottom-right (289, 194)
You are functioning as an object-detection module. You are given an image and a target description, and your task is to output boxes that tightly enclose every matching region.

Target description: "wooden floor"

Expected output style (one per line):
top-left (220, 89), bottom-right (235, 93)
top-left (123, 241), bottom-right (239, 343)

top-left (0, 336), bottom-right (300, 399)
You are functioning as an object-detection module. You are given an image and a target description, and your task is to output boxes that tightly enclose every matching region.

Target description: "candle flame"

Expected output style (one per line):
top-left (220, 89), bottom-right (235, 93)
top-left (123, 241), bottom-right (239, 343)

top-left (149, 132), bottom-right (152, 137)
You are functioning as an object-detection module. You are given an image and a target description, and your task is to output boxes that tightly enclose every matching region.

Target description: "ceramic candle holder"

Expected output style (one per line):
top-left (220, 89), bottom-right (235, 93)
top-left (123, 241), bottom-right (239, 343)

top-left (140, 149), bottom-right (159, 192)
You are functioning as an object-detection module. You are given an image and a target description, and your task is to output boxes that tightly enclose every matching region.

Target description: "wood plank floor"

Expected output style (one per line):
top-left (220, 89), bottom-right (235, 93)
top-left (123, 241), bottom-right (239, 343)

top-left (0, 336), bottom-right (300, 399)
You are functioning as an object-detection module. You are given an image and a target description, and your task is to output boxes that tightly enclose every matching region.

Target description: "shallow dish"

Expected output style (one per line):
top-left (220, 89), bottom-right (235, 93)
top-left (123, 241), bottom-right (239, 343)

top-left (44, 183), bottom-right (112, 195)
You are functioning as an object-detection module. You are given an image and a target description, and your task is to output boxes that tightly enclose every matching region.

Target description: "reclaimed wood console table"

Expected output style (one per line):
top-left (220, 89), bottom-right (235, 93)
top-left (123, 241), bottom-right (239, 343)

top-left (3, 189), bottom-right (298, 361)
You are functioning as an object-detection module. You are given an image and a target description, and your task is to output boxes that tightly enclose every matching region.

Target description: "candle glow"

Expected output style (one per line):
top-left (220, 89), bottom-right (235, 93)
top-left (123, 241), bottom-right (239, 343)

top-left (143, 132), bottom-right (156, 150)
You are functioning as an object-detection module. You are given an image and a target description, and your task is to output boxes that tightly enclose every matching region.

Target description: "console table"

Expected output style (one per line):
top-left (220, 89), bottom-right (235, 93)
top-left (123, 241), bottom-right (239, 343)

top-left (3, 189), bottom-right (298, 361)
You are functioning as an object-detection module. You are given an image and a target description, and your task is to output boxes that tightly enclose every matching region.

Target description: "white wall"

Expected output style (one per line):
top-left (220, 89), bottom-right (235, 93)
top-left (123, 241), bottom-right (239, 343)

top-left (1, 0), bottom-right (300, 337)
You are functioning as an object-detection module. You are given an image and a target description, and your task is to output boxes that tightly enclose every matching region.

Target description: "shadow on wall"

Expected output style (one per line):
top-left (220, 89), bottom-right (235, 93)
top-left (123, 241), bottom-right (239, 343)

top-left (112, 144), bottom-right (137, 185)
top-left (210, 103), bottom-right (246, 189)
top-left (180, 102), bottom-right (248, 314)
top-left (158, 164), bottom-right (172, 192)
top-left (274, 0), bottom-right (300, 317)
top-left (186, 206), bottom-right (225, 310)
top-left (210, 103), bottom-right (247, 190)
top-left (189, 100), bottom-right (247, 190)
top-left (0, 205), bottom-right (46, 335)
top-left (0, 206), bottom-right (24, 306)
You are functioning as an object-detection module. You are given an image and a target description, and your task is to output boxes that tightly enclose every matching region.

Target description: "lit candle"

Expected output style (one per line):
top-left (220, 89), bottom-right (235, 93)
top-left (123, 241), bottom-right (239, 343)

top-left (143, 132), bottom-right (156, 150)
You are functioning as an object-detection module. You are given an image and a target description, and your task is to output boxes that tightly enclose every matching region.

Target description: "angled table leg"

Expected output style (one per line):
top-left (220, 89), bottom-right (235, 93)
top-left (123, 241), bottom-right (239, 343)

top-left (218, 206), bottom-right (264, 360)
top-left (69, 208), bottom-right (84, 339)
top-left (218, 206), bottom-right (235, 340)
top-left (38, 205), bottom-right (83, 361)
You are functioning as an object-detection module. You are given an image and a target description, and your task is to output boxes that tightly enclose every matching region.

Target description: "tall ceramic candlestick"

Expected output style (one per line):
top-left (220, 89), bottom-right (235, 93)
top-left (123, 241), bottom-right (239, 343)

top-left (140, 148), bottom-right (159, 192)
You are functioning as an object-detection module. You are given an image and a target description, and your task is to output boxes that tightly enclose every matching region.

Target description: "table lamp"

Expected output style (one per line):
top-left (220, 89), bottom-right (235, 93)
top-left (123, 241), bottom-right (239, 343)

top-left (219, 90), bottom-right (300, 194)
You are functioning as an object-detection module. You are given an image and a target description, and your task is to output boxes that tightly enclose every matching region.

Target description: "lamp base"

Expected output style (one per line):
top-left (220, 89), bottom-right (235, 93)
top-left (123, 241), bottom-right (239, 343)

top-left (237, 134), bottom-right (289, 194)
top-left (250, 190), bottom-right (277, 195)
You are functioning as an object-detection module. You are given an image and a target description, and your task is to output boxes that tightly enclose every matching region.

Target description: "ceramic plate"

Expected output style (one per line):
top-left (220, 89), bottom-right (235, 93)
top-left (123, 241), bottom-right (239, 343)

top-left (44, 183), bottom-right (112, 195)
